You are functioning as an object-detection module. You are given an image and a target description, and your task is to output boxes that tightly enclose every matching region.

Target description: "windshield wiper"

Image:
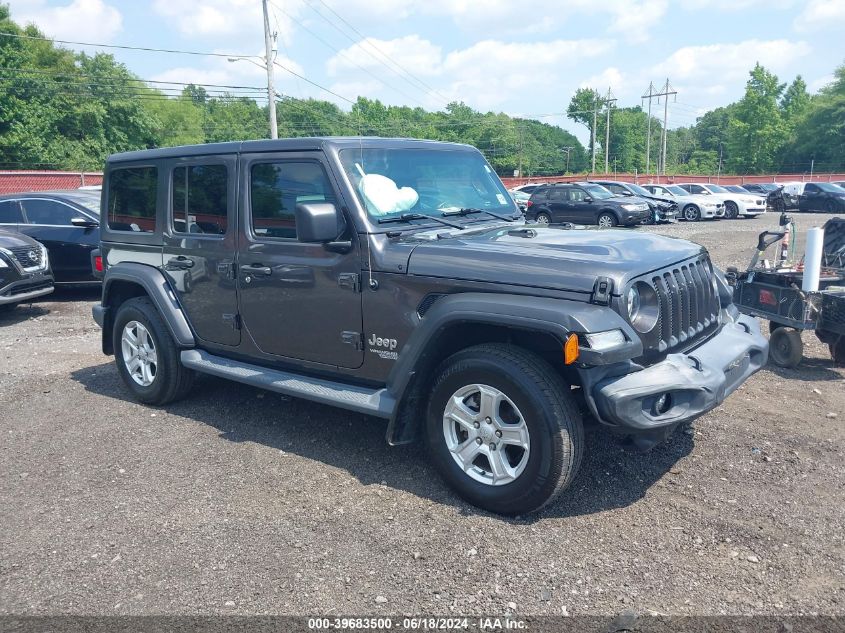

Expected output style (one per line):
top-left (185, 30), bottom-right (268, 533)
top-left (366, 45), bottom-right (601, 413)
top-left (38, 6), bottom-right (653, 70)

top-left (443, 208), bottom-right (516, 222)
top-left (377, 213), bottom-right (465, 229)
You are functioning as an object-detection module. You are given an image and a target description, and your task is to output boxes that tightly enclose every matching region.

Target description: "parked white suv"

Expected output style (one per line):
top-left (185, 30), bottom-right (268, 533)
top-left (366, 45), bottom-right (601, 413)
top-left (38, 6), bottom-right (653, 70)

top-left (642, 184), bottom-right (722, 222)
top-left (675, 183), bottom-right (766, 219)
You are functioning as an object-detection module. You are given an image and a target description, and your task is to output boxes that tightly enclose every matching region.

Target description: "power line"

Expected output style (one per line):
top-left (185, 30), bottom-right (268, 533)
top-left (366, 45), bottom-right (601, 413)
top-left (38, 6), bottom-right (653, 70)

top-left (304, 0), bottom-right (452, 105)
top-left (268, 0), bottom-right (432, 109)
top-left (0, 31), bottom-right (246, 59)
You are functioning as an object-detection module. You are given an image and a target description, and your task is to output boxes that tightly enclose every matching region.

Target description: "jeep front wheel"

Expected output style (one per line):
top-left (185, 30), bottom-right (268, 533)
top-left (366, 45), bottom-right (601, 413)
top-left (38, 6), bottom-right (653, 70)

top-left (113, 296), bottom-right (195, 405)
top-left (425, 344), bottom-right (583, 515)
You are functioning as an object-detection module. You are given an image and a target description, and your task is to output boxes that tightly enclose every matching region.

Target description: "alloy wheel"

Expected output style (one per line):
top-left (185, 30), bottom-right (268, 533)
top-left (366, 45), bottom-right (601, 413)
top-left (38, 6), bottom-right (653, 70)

top-left (442, 383), bottom-right (530, 486)
top-left (121, 320), bottom-right (158, 386)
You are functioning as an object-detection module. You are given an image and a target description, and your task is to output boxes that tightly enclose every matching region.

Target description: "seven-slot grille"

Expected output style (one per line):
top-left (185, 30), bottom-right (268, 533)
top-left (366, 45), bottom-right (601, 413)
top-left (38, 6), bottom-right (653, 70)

top-left (648, 256), bottom-right (720, 353)
top-left (8, 245), bottom-right (43, 269)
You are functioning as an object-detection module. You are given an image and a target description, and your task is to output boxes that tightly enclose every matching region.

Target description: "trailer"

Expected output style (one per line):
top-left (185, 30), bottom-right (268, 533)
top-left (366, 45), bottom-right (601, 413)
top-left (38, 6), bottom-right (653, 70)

top-left (729, 216), bottom-right (845, 367)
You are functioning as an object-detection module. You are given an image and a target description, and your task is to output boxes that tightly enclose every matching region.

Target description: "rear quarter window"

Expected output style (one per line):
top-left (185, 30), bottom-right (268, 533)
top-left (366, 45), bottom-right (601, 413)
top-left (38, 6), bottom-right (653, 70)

top-left (106, 166), bottom-right (158, 233)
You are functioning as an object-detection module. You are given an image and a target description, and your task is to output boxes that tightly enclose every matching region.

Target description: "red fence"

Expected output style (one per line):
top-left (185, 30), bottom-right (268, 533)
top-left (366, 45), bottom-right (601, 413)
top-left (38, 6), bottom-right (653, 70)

top-left (0, 171), bottom-right (103, 194)
top-left (501, 173), bottom-right (845, 188)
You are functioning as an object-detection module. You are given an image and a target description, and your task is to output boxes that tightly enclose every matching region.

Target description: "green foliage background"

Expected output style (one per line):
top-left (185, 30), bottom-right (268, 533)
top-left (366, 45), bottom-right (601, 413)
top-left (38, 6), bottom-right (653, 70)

top-left (1, 6), bottom-right (842, 176)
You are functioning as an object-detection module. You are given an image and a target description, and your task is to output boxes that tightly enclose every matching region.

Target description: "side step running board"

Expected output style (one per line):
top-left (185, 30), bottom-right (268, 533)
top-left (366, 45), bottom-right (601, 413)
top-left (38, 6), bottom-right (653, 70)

top-left (180, 349), bottom-right (395, 418)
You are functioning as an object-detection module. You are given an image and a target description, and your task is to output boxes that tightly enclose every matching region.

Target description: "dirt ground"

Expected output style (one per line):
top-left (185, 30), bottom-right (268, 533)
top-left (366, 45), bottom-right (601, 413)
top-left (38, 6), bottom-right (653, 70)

top-left (0, 212), bottom-right (842, 617)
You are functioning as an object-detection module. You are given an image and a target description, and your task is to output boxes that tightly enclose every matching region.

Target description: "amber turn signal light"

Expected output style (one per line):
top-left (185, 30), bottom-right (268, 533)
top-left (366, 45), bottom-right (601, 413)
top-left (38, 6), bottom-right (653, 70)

top-left (564, 333), bottom-right (579, 365)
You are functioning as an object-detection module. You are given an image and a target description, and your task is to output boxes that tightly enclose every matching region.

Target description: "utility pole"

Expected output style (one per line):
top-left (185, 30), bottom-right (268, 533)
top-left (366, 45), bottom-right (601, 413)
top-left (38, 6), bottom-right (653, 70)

top-left (651, 78), bottom-right (677, 175)
top-left (262, 0), bottom-right (278, 139)
top-left (641, 82), bottom-right (656, 176)
top-left (604, 87), bottom-right (617, 174)
top-left (591, 96), bottom-right (598, 174)
top-left (561, 146), bottom-right (573, 173)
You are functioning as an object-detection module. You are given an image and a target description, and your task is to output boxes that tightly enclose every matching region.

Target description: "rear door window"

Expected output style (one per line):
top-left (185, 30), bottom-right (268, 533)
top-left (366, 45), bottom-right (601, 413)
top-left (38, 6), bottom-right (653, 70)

top-left (172, 164), bottom-right (228, 235)
top-left (0, 200), bottom-right (22, 224)
top-left (107, 166), bottom-right (158, 233)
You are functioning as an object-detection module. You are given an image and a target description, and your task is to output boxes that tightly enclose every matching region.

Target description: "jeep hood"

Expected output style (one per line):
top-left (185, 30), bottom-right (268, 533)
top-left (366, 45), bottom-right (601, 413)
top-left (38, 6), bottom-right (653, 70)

top-left (405, 226), bottom-right (705, 295)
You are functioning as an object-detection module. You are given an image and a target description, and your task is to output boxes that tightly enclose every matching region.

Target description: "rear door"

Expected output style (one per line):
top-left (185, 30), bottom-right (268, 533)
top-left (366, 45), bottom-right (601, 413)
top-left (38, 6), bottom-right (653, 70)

top-left (161, 156), bottom-right (240, 347)
top-left (546, 187), bottom-right (571, 222)
top-left (237, 152), bottom-right (364, 369)
top-left (566, 186), bottom-right (596, 223)
top-left (18, 198), bottom-right (98, 281)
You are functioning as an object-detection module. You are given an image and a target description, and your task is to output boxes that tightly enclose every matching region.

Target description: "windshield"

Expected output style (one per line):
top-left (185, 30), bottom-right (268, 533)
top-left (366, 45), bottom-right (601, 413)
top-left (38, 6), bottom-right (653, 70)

top-left (582, 184), bottom-right (614, 199)
top-left (816, 183), bottom-right (845, 193)
top-left (338, 148), bottom-right (515, 220)
top-left (60, 192), bottom-right (100, 214)
top-left (627, 183), bottom-right (652, 197)
top-left (706, 184), bottom-right (729, 193)
top-left (725, 185), bottom-right (749, 193)
top-left (666, 185), bottom-right (687, 196)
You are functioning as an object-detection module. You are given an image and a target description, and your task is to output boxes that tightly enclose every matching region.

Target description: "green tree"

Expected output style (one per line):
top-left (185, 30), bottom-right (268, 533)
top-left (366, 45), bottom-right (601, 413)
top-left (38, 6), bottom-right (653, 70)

top-left (725, 63), bottom-right (787, 173)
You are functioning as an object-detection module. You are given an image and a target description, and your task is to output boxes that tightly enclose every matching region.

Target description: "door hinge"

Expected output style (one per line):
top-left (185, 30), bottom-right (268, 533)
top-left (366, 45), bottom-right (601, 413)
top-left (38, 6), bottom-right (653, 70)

top-left (338, 272), bottom-right (361, 292)
top-left (217, 261), bottom-right (237, 280)
top-left (341, 331), bottom-right (364, 350)
top-left (223, 313), bottom-right (241, 330)
top-left (591, 276), bottom-right (613, 306)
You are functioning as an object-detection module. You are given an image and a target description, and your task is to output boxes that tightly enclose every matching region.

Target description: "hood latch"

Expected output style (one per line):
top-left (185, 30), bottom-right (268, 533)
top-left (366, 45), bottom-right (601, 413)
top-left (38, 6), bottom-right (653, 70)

top-left (591, 276), bottom-right (613, 306)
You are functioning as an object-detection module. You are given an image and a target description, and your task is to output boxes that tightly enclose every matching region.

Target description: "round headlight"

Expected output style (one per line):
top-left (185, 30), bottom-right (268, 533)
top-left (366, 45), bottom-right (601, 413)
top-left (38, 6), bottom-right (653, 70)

top-left (627, 281), bottom-right (659, 333)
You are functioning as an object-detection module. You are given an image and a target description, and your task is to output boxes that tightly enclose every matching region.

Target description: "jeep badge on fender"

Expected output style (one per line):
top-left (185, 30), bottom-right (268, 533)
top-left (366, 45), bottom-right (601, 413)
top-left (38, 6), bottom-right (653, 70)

top-left (92, 137), bottom-right (768, 515)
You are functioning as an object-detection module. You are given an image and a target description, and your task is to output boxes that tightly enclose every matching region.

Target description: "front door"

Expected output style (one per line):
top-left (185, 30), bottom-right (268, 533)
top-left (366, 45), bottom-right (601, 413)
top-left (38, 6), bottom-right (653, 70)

top-left (161, 156), bottom-right (240, 346)
top-left (566, 186), bottom-right (595, 223)
top-left (237, 153), bottom-right (364, 369)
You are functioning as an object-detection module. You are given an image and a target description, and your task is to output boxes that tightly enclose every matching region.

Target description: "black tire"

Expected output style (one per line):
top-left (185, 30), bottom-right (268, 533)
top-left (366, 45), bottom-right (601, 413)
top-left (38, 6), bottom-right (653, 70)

top-left (682, 205), bottom-right (701, 222)
top-left (768, 327), bottom-right (803, 368)
top-left (113, 296), bottom-right (195, 405)
top-left (825, 199), bottom-right (837, 214)
top-left (724, 201), bottom-right (739, 219)
top-left (425, 343), bottom-right (583, 515)
top-left (829, 336), bottom-right (845, 366)
top-left (597, 212), bottom-right (617, 228)
top-left (535, 212), bottom-right (552, 226)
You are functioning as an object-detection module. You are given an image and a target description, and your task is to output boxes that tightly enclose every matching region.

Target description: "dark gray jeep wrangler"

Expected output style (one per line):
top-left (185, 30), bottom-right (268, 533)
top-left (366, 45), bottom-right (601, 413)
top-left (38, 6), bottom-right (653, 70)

top-left (92, 137), bottom-right (767, 515)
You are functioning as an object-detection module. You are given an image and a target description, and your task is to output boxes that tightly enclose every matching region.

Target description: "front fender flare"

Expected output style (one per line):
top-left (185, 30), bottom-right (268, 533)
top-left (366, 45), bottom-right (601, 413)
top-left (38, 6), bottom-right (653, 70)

top-left (384, 292), bottom-right (640, 444)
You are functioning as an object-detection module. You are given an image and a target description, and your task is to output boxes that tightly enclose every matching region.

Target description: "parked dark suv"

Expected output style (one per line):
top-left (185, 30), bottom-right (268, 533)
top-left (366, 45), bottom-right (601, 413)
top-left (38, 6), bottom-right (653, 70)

top-left (0, 228), bottom-right (54, 309)
top-left (91, 138), bottom-right (767, 515)
top-left (588, 180), bottom-right (678, 223)
top-left (525, 182), bottom-right (650, 227)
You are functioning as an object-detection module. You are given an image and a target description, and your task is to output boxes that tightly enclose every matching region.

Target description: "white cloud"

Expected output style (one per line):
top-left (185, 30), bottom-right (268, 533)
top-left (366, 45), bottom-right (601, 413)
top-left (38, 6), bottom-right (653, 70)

top-left (794, 0), bottom-right (845, 31)
top-left (581, 67), bottom-right (626, 93)
top-left (327, 35), bottom-right (443, 78)
top-left (809, 74), bottom-right (834, 93)
top-left (651, 39), bottom-right (812, 83)
top-left (9, 0), bottom-right (122, 42)
top-left (607, 0), bottom-right (668, 43)
top-left (679, 0), bottom-right (796, 10)
top-left (151, 0), bottom-right (296, 42)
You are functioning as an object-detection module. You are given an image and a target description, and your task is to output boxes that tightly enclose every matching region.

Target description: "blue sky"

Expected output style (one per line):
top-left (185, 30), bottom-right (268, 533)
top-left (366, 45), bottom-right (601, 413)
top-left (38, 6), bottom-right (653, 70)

top-left (7, 0), bottom-right (845, 143)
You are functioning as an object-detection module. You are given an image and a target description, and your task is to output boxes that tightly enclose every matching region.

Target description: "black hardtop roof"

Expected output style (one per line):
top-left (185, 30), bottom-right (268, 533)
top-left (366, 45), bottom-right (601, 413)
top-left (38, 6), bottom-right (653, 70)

top-left (106, 137), bottom-right (475, 164)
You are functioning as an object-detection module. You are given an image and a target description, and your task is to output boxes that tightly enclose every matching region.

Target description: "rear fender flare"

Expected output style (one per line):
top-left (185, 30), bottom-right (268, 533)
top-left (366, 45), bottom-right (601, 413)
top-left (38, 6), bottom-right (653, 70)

top-left (102, 262), bottom-right (195, 349)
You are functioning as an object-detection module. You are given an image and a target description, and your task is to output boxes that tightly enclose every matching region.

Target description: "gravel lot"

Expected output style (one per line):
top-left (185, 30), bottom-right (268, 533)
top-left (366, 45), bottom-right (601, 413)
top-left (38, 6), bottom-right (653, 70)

top-left (0, 213), bottom-right (842, 617)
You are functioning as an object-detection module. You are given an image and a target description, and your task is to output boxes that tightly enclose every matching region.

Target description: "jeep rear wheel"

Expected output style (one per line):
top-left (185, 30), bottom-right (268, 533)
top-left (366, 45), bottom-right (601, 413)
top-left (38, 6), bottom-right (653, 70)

top-left (425, 344), bottom-right (583, 515)
top-left (113, 297), bottom-right (195, 405)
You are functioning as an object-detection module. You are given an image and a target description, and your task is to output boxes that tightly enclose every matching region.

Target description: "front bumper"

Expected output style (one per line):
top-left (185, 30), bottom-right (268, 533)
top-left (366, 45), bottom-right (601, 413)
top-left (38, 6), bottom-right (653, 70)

top-left (0, 275), bottom-right (54, 305)
top-left (583, 314), bottom-right (768, 431)
top-left (739, 202), bottom-right (766, 216)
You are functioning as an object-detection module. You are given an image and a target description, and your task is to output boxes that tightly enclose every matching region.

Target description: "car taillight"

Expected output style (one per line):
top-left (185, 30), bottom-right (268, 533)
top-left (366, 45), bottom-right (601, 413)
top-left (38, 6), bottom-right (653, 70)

top-left (526, 200), bottom-right (533, 208)
top-left (94, 255), bottom-right (103, 272)
top-left (759, 289), bottom-right (776, 306)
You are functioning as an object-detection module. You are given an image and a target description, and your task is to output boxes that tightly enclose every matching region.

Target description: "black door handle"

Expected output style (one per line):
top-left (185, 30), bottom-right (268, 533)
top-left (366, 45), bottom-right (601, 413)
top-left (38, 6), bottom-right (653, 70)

top-left (167, 256), bottom-right (195, 269)
top-left (240, 264), bottom-right (272, 277)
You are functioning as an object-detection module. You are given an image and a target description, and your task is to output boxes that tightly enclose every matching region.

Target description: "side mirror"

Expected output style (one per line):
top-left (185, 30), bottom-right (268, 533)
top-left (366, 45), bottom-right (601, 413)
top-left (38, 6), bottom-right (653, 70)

top-left (622, 191), bottom-right (634, 196)
top-left (584, 196), bottom-right (593, 203)
top-left (295, 203), bottom-right (345, 243)
top-left (71, 216), bottom-right (99, 228)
